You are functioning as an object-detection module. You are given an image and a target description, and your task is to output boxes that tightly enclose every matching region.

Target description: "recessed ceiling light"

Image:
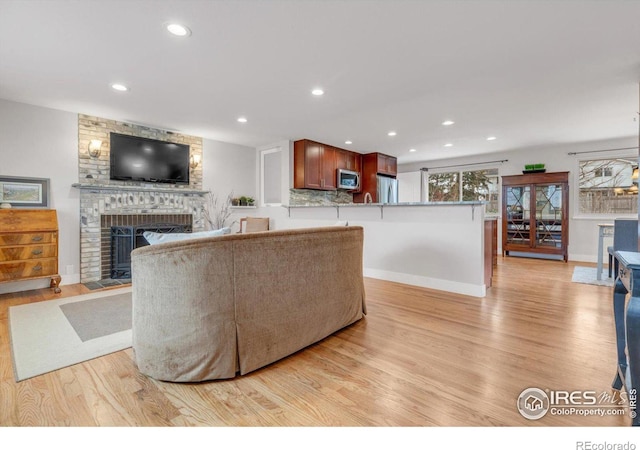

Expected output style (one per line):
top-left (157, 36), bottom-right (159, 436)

top-left (166, 23), bottom-right (191, 37)
top-left (111, 83), bottom-right (128, 92)
top-left (442, 120), bottom-right (455, 126)
top-left (237, 117), bottom-right (247, 123)
top-left (444, 143), bottom-right (453, 147)
top-left (409, 148), bottom-right (416, 152)
top-left (311, 88), bottom-right (324, 96)
top-left (345, 140), bottom-right (352, 145)
top-left (387, 131), bottom-right (397, 137)
top-left (487, 136), bottom-right (497, 141)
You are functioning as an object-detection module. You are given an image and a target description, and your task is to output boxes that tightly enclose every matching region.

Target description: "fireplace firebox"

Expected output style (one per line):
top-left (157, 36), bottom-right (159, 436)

top-left (110, 223), bottom-right (191, 279)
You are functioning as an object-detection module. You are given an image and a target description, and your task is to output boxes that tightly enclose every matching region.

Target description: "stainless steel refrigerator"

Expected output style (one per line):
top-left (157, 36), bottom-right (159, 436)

top-left (377, 175), bottom-right (398, 204)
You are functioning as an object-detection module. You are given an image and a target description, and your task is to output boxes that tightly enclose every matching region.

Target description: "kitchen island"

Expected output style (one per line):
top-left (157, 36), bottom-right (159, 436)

top-left (256, 201), bottom-right (489, 297)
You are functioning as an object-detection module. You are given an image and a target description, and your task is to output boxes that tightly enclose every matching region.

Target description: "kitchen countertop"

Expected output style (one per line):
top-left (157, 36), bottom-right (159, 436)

top-left (282, 201), bottom-right (485, 219)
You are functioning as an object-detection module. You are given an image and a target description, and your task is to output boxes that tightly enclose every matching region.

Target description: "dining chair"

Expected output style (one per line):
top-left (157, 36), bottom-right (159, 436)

top-left (607, 219), bottom-right (638, 278)
top-left (239, 217), bottom-right (270, 233)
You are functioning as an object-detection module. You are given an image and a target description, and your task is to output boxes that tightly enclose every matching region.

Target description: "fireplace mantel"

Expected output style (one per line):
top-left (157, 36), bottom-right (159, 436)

top-left (72, 183), bottom-right (208, 195)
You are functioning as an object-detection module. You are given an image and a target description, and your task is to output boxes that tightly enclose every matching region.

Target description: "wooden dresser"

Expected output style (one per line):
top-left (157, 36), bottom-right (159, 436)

top-left (0, 209), bottom-right (61, 293)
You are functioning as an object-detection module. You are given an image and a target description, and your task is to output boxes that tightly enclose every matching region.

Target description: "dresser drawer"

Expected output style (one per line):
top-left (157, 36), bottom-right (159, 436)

top-left (0, 244), bottom-right (57, 262)
top-left (0, 209), bottom-right (58, 232)
top-left (0, 259), bottom-right (58, 282)
top-left (0, 232), bottom-right (56, 246)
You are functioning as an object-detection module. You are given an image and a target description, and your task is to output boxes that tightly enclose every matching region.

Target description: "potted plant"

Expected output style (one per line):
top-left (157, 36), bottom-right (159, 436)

top-left (246, 197), bottom-right (255, 206)
top-left (231, 197), bottom-right (240, 206)
top-left (239, 196), bottom-right (248, 206)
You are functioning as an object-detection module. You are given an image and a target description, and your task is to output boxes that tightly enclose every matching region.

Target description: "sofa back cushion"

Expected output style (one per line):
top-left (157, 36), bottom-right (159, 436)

top-left (143, 227), bottom-right (231, 245)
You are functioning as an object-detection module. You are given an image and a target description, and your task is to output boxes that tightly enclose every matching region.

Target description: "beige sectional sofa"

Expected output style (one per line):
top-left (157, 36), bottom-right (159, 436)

top-left (130, 226), bottom-right (366, 382)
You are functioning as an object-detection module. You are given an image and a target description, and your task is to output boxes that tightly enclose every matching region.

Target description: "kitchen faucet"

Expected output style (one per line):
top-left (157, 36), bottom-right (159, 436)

top-left (364, 192), bottom-right (372, 204)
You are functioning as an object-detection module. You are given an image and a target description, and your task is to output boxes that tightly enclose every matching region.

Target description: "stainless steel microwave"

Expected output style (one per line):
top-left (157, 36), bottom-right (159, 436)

top-left (337, 168), bottom-right (360, 190)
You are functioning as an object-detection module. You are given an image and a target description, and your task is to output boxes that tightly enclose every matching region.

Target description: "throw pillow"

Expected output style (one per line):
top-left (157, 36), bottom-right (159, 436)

top-left (143, 227), bottom-right (231, 245)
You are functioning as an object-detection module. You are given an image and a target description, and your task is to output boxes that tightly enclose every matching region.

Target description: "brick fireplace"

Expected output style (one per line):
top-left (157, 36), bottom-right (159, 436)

top-left (77, 187), bottom-right (206, 283)
top-left (75, 114), bottom-right (207, 283)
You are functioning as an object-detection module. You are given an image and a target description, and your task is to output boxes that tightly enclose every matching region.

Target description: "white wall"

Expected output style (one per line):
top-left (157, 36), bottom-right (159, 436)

top-left (397, 171), bottom-right (421, 203)
top-left (398, 136), bottom-right (639, 263)
top-left (0, 99), bottom-right (80, 293)
top-left (202, 138), bottom-right (256, 200)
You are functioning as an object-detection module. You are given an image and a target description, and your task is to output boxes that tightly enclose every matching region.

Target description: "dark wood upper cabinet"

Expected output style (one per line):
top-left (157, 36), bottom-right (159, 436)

top-left (293, 139), bottom-right (337, 190)
top-left (320, 145), bottom-right (337, 190)
top-left (336, 149), bottom-right (362, 173)
top-left (294, 139), bottom-right (387, 194)
top-left (376, 153), bottom-right (397, 177)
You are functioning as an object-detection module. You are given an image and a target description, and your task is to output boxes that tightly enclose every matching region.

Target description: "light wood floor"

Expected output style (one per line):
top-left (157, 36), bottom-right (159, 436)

top-left (0, 256), bottom-right (631, 427)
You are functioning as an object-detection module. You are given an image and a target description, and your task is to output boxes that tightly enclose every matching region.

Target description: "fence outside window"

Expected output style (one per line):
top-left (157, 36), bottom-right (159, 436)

top-left (578, 158), bottom-right (637, 215)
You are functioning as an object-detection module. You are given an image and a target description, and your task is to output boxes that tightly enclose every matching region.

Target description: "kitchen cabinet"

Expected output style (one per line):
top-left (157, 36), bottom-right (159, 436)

top-left (293, 139), bottom-right (337, 190)
top-left (502, 171), bottom-right (569, 262)
top-left (376, 153), bottom-right (397, 176)
top-left (336, 149), bottom-right (361, 173)
top-left (0, 209), bottom-right (61, 293)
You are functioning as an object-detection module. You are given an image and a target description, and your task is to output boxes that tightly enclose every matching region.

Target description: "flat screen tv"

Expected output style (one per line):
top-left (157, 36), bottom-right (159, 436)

top-left (109, 133), bottom-right (190, 184)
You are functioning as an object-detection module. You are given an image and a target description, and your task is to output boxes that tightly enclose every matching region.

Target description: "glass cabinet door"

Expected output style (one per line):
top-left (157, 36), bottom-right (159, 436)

top-left (535, 183), bottom-right (563, 248)
top-left (505, 185), bottom-right (531, 246)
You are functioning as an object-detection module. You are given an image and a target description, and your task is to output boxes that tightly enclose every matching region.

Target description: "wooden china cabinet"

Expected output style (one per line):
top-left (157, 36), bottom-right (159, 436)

top-left (501, 171), bottom-right (569, 262)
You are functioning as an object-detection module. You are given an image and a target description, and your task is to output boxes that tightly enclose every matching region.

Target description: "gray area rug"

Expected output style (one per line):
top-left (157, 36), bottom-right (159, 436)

top-left (571, 266), bottom-right (614, 287)
top-left (59, 293), bottom-right (131, 342)
top-left (8, 287), bottom-right (132, 382)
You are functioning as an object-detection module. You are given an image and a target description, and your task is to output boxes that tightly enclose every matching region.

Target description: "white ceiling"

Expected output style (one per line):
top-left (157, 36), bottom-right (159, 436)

top-left (1, 0), bottom-right (639, 164)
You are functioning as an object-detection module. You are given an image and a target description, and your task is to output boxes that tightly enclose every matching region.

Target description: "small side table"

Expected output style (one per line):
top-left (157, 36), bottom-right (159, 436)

top-left (597, 224), bottom-right (614, 280)
top-left (612, 250), bottom-right (640, 426)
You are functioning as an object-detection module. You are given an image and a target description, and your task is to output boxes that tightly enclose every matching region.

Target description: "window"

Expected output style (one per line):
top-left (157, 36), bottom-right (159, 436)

top-left (428, 171), bottom-right (460, 202)
top-left (424, 168), bottom-right (499, 214)
top-left (463, 168), bottom-right (499, 214)
top-left (579, 158), bottom-right (637, 215)
top-left (595, 167), bottom-right (613, 177)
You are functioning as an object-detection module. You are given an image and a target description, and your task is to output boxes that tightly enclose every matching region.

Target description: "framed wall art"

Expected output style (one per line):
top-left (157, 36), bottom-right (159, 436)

top-left (0, 176), bottom-right (50, 208)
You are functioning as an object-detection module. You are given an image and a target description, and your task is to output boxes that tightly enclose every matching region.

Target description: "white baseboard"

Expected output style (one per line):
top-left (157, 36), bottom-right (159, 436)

top-left (569, 253), bottom-right (600, 264)
top-left (0, 279), bottom-right (50, 295)
top-left (363, 268), bottom-right (486, 298)
top-left (0, 273), bottom-right (81, 295)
